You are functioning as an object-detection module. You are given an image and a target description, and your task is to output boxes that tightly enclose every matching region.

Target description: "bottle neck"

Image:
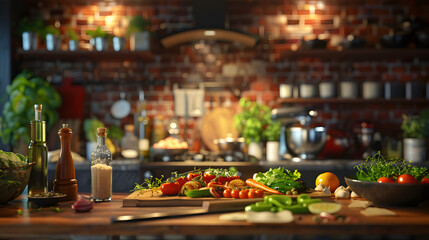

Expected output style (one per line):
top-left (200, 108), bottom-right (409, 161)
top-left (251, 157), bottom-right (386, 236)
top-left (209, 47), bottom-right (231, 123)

top-left (31, 121), bottom-right (46, 142)
top-left (97, 135), bottom-right (106, 146)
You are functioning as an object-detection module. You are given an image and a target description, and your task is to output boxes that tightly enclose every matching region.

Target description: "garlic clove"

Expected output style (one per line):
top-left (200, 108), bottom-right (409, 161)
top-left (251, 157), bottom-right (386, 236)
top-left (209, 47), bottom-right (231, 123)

top-left (315, 183), bottom-right (326, 191)
top-left (335, 189), bottom-right (350, 199)
top-left (351, 191), bottom-right (360, 198)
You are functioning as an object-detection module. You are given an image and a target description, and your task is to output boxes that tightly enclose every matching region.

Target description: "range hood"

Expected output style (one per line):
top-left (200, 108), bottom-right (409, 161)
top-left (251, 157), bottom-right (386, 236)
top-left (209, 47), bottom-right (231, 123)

top-left (161, 0), bottom-right (258, 48)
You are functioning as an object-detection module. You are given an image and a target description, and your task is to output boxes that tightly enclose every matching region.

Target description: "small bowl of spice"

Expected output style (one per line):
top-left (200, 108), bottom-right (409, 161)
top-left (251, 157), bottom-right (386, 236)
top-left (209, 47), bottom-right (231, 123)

top-left (28, 192), bottom-right (66, 207)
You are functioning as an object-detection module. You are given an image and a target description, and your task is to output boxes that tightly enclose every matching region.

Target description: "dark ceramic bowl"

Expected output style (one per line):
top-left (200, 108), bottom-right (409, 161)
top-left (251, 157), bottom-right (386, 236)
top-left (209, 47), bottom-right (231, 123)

top-left (345, 176), bottom-right (429, 207)
top-left (28, 193), bottom-right (66, 207)
top-left (0, 163), bottom-right (33, 204)
top-left (151, 148), bottom-right (187, 157)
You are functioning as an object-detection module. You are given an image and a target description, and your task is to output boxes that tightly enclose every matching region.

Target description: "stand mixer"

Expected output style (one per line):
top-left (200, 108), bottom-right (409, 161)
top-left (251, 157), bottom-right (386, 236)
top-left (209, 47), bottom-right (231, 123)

top-left (272, 107), bottom-right (326, 160)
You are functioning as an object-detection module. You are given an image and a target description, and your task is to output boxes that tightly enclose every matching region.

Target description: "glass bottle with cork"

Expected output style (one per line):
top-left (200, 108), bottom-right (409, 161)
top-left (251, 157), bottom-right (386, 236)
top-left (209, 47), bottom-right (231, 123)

top-left (53, 124), bottom-right (78, 201)
top-left (91, 127), bottom-right (112, 202)
top-left (28, 104), bottom-right (48, 196)
top-left (136, 90), bottom-right (151, 161)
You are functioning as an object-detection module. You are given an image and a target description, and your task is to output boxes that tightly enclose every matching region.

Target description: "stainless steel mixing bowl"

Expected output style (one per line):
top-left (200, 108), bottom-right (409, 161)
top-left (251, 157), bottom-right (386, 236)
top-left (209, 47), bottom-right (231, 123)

top-left (285, 125), bottom-right (326, 159)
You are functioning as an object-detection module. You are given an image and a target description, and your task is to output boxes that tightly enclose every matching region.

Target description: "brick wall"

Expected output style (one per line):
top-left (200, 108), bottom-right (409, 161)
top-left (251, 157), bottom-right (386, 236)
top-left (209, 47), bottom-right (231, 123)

top-left (16, 0), bottom-right (429, 151)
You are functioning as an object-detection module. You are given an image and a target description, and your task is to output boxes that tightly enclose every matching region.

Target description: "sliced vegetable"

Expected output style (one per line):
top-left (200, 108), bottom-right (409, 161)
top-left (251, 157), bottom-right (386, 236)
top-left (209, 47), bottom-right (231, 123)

top-left (185, 189), bottom-right (211, 198)
top-left (297, 194), bottom-right (322, 205)
top-left (245, 179), bottom-right (284, 195)
top-left (308, 202), bottom-right (341, 214)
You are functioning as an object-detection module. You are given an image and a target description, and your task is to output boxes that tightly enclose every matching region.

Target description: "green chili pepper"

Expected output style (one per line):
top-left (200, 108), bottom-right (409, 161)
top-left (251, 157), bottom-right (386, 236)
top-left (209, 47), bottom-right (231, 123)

top-left (264, 195), bottom-right (292, 206)
top-left (245, 203), bottom-right (273, 212)
top-left (280, 204), bottom-right (310, 214)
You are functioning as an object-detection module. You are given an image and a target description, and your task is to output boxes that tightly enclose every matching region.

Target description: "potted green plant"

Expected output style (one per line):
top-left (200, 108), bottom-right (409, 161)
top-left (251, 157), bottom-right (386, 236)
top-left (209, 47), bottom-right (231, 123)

top-left (18, 18), bottom-right (44, 51)
top-left (126, 15), bottom-right (152, 51)
top-left (66, 27), bottom-right (80, 51)
top-left (86, 27), bottom-right (111, 51)
top-left (43, 26), bottom-right (61, 51)
top-left (0, 71), bottom-right (62, 154)
top-left (234, 97), bottom-right (271, 159)
top-left (263, 120), bottom-right (282, 162)
top-left (401, 114), bottom-right (427, 162)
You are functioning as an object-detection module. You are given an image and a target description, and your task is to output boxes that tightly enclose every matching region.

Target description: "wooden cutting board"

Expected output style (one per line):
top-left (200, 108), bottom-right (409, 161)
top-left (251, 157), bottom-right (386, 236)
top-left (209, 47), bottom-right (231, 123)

top-left (123, 190), bottom-right (331, 207)
top-left (200, 107), bottom-right (239, 151)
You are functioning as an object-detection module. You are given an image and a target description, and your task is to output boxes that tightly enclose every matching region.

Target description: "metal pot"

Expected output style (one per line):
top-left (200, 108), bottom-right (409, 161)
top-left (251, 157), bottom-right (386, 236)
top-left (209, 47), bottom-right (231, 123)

top-left (285, 124), bottom-right (326, 160)
top-left (213, 137), bottom-right (244, 153)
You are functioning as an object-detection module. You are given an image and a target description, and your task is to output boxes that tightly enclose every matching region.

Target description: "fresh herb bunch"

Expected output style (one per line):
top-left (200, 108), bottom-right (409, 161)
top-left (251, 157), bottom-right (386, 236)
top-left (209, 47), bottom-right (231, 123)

top-left (253, 167), bottom-right (301, 186)
top-left (133, 175), bottom-right (164, 192)
top-left (204, 167), bottom-right (238, 177)
top-left (354, 152), bottom-right (429, 182)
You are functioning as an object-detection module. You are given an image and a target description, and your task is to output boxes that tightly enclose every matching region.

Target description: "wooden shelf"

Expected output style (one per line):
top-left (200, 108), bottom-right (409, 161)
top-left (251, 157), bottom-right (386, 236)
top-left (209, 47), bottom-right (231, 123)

top-left (16, 49), bottom-right (154, 62)
top-left (277, 98), bottom-right (429, 104)
top-left (280, 49), bottom-right (429, 61)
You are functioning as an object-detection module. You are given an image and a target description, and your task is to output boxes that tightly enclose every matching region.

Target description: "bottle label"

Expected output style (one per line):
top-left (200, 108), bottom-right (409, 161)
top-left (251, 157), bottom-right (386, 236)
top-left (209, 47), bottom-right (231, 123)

top-left (139, 139), bottom-right (149, 151)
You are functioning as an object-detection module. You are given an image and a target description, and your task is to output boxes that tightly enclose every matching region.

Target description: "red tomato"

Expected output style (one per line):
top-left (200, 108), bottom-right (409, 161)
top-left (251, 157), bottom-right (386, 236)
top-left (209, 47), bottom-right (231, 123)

top-left (227, 176), bottom-right (240, 182)
top-left (421, 177), bottom-right (429, 184)
top-left (203, 173), bottom-right (216, 183)
top-left (248, 189), bottom-right (257, 198)
top-left (231, 189), bottom-right (240, 199)
top-left (218, 176), bottom-right (228, 184)
top-left (160, 182), bottom-right (181, 195)
top-left (377, 177), bottom-right (394, 183)
top-left (397, 174), bottom-right (419, 184)
top-left (175, 177), bottom-right (187, 187)
top-left (255, 189), bottom-right (264, 198)
top-left (187, 173), bottom-right (200, 181)
top-left (239, 189), bottom-right (249, 199)
top-left (223, 189), bottom-right (232, 198)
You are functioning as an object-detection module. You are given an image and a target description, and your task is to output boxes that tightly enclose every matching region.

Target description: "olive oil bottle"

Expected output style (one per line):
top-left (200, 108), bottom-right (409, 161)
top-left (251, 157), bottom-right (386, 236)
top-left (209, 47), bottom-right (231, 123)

top-left (28, 104), bottom-right (48, 195)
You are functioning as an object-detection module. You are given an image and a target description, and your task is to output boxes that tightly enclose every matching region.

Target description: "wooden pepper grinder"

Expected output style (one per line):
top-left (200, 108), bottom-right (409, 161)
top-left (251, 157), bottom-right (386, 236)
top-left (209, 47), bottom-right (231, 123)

top-left (54, 124), bottom-right (78, 201)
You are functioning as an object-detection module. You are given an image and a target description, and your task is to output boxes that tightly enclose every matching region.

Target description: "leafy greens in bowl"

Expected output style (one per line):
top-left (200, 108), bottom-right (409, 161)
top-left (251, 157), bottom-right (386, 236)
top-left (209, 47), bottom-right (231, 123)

top-left (0, 150), bottom-right (32, 204)
top-left (346, 152), bottom-right (429, 206)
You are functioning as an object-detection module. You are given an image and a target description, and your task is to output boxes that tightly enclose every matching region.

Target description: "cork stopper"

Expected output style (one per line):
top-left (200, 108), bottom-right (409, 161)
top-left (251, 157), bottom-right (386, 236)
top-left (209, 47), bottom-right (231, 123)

top-left (97, 127), bottom-right (107, 137)
top-left (124, 124), bottom-right (135, 133)
top-left (34, 104), bottom-right (42, 121)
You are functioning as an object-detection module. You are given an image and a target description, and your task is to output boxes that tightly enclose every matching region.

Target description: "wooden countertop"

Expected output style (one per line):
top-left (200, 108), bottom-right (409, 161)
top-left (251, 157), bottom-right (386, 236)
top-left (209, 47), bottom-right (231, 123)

top-left (1, 194), bottom-right (429, 237)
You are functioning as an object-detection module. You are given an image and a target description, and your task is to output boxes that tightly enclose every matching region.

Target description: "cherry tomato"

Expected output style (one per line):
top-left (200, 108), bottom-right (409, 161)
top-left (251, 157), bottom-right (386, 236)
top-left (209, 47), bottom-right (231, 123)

top-left (421, 177), bottom-right (429, 184)
top-left (239, 189), bottom-right (249, 199)
top-left (223, 189), bottom-right (232, 198)
top-left (160, 182), bottom-right (181, 195)
top-left (255, 189), bottom-right (264, 198)
top-left (377, 177), bottom-right (394, 183)
top-left (187, 173), bottom-right (200, 181)
top-left (248, 189), bottom-right (257, 198)
top-left (175, 177), bottom-right (188, 187)
top-left (231, 189), bottom-right (240, 199)
top-left (397, 174), bottom-right (419, 184)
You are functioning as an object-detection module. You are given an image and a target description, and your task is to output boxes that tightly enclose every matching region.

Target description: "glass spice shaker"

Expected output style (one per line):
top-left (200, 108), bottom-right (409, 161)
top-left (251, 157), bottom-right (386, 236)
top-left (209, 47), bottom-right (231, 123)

top-left (91, 127), bottom-right (112, 202)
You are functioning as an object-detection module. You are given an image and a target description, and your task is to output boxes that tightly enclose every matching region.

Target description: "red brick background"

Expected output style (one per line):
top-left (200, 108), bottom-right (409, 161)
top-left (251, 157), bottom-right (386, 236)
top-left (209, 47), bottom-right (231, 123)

top-left (16, 0), bottom-right (429, 151)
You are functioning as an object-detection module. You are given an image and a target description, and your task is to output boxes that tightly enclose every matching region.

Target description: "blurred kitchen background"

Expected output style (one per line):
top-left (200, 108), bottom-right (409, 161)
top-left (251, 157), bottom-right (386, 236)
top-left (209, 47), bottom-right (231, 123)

top-left (2, 0), bottom-right (429, 172)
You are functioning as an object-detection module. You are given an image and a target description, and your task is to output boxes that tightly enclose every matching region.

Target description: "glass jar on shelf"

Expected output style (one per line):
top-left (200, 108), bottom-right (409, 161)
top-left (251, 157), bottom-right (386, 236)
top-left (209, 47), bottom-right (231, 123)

top-left (121, 124), bottom-right (139, 159)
